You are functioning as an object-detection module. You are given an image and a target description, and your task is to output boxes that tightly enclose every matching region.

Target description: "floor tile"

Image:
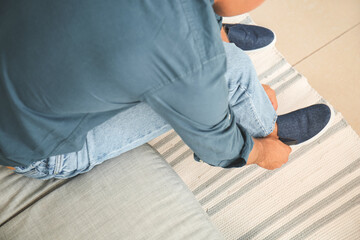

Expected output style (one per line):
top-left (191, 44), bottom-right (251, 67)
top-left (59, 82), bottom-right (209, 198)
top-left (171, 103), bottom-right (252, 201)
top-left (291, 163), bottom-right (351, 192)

top-left (295, 25), bottom-right (360, 134)
top-left (250, 0), bottom-right (360, 65)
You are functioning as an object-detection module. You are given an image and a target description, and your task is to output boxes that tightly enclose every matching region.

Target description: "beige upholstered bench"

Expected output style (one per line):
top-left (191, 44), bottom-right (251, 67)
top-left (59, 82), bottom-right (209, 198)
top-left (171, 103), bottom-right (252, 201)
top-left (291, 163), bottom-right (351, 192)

top-left (0, 144), bottom-right (223, 240)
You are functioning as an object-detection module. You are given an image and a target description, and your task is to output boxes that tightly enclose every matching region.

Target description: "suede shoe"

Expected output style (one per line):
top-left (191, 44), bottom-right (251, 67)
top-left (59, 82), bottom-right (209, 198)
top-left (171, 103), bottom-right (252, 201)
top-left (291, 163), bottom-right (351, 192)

top-left (277, 104), bottom-right (332, 145)
top-left (223, 24), bottom-right (276, 52)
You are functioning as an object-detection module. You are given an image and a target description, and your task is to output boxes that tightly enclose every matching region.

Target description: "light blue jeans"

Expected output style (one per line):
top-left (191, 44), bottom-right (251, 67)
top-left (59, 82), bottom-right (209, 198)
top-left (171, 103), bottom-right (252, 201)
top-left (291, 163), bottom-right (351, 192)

top-left (15, 43), bottom-right (277, 179)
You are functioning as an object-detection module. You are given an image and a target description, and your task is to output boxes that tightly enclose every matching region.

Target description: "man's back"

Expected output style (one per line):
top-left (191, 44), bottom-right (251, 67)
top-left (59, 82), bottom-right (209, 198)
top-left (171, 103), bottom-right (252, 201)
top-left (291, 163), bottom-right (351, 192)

top-left (0, 0), bottom-right (232, 167)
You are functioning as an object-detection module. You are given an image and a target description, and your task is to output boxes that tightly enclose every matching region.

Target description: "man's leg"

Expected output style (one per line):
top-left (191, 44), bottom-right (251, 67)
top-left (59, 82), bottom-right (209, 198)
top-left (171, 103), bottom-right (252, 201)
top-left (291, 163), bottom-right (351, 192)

top-left (223, 42), bottom-right (277, 138)
top-left (14, 104), bottom-right (172, 179)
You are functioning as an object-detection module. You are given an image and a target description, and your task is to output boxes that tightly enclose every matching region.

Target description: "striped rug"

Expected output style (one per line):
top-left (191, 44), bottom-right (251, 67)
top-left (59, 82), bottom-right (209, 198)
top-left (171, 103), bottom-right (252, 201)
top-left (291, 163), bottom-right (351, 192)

top-left (149, 15), bottom-right (360, 240)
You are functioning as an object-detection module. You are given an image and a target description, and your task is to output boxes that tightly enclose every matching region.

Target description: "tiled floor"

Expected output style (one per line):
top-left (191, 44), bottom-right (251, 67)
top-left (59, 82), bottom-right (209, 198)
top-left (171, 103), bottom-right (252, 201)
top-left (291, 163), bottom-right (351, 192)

top-left (250, 0), bottom-right (360, 135)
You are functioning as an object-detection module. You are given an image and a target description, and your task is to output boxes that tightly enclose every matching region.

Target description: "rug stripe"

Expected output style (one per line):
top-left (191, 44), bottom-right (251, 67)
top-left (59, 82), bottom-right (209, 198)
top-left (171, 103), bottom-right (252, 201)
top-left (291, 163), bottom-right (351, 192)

top-left (275, 73), bottom-right (302, 95)
top-left (290, 194), bottom-right (360, 240)
top-left (152, 131), bottom-right (177, 149)
top-left (199, 166), bottom-right (257, 205)
top-left (162, 140), bottom-right (185, 159)
top-left (258, 59), bottom-right (286, 81)
top-left (207, 120), bottom-right (347, 216)
top-left (193, 169), bottom-right (231, 195)
top-left (266, 68), bottom-right (295, 87)
top-left (263, 176), bottom-right (360, 240)
top-left (169, 148), bottom-right (193, 167)
top-left (239, 157), bottom-right (360, 240)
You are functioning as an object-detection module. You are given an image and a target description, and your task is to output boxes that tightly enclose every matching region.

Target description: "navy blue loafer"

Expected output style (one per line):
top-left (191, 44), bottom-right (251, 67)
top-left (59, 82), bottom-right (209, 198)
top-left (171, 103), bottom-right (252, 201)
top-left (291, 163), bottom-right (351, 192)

top-left (277, 104), bottom-right (332, 145)
top-left (223, 24), bottom-right (276, 52)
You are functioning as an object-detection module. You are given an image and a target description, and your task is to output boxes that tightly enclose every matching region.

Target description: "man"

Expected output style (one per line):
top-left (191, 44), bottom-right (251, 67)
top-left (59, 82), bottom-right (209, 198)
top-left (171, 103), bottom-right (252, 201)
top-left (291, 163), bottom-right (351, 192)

top-left (0, 0), bottom-right (330, 179)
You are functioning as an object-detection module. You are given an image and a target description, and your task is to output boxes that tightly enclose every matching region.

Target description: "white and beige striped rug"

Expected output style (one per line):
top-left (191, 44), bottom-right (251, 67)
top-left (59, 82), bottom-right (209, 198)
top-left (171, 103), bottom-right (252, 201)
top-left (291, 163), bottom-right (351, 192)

top-left (149, 15), bottom-right (360, 240)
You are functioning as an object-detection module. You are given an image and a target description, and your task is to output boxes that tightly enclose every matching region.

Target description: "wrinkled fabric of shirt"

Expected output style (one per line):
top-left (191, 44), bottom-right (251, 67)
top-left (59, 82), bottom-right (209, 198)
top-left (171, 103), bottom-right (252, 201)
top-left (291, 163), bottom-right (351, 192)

top-left (0, 0), bottom-right (254, 168)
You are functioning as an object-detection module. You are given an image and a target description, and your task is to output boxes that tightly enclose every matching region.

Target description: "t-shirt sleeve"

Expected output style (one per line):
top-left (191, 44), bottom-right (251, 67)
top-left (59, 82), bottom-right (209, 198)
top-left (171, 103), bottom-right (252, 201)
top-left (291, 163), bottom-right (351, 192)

top-left (142, 55), bottom-right (254, 168)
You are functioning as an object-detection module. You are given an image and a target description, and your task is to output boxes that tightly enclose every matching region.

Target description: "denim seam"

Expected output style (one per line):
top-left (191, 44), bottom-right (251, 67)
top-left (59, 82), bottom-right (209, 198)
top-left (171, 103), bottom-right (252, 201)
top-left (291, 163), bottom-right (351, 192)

top-left (241, 86), bottom-right (268, 136)
top-left (266, 112), bottom-right (278, 136)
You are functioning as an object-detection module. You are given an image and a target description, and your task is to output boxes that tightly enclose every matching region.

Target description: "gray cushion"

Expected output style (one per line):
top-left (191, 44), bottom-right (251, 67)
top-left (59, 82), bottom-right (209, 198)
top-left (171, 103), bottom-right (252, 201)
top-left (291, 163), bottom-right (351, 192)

top-left (0, 144), bottom-right (224, 240)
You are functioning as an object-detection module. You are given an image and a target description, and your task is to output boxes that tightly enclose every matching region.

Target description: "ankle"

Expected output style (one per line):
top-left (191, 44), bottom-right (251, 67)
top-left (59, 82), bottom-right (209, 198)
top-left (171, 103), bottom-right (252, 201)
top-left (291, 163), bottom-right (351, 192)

top-left (267, 122), bottom-right (279, 139)
top-left (221, 26), bottom-right (230, 43)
